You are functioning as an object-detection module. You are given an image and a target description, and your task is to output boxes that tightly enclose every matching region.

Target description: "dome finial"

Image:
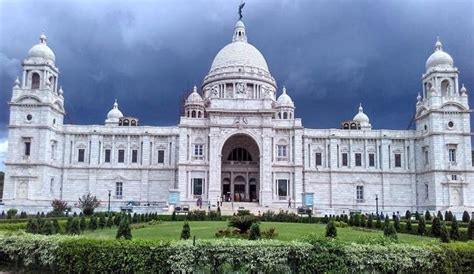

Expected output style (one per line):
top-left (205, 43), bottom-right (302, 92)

top-left (114, 99), bottom-right (118, 108)
top-left (282, 86), bottom-right (287, 94)
top-left (39, 32), bottom-right (47, 44)
top-left (435, 36), bottom-right (442, 51)
top-left (193, 85), bottom-right (197, 93)
top-left (359, 103), bottom-right (363, 113)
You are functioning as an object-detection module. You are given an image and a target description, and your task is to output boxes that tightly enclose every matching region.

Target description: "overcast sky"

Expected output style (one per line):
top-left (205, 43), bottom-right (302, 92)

top-left (0, 0), bottom-right (473, 171)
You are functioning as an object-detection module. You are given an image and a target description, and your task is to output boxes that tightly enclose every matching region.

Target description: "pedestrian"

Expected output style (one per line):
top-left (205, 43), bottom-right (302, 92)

top-left (288, 197), bottom-right (292, 208)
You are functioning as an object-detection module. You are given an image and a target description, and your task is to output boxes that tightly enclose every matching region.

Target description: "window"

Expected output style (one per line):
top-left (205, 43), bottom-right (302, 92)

top-left (277, 145), bottom-right (287, 160)
top-left (51, 141), bottom-right (56, 160)
top-left (50, 178), bottom-right (54, 194)
top-left (424, 148), bottom-right (429, 165)
top-left (356, 185), bottom-right (364, 201)
top-left (157, 150), bottom-right (165, 163)
top-left (26, 114), bottom-right (32, 121)
top-left (192, 178), bottom-right (203, 196)
top-left (342, 153), bottom-right (348, 166)
top-left (472, 151), bottom-right (474, 167)
top-left (369, 153), bottom-right (375, 167)
top-left (193, 144), bottom-right (203, 159)
top-left (131, 149), bottom-right (138, 163)
top-left (277, 179), bottom-right (288, 198)
top-left (448, 148), bottom-right (456, 163)
top-left (315, 152), bottom-right (322, 166)
top-left (24, 140), bottom-right (31, 156)
top-left (425, 184), bottom-right (429, 199)
top-left (451, 174), bottom-right (457, 181)
top-left (355, 153), bottom-right (362, 167)
top-left (228, 148), bottom-right (252, 162)
top-left (78, 149), bottom-right (85, 162)
top-left (118, 149), bottom-right (125, 163)
top-left (448, 121), bottom-right (454, 128)
top-left (31, 72), bottom-right (40, 89)
top-left (394, 153), bottom-right (402, 167)
top-left (104, 149), bottom-right (111, 163)
top-left (115, 182), bottom-right (123, 199)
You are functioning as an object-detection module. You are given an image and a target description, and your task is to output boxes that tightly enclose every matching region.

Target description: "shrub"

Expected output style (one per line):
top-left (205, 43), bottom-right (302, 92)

top-left (418, 217), bottom-right (426, 236)
top-left (375, 217), bottom-right (382, 229)
top-left (114, 214), bottom-right (121, 226)
top-left (52, 219), bottom-right (60, 234)
top-left (180, 222), bottom-right (191, 240)
top-left (437, 210), bottom-right (443, 221)
top-left (89, 216), bottom-right (98, 230)
top-left (440, 223), bottom-right (450, 243)
top-left (26, 218), bottom-right (39, 234)
top-left (51, 199), bottom-right (70, 216)
top-left (367, 214), bottom-right (373, 228)
top-left (406, 219), bottom-right (412, 232)
top-left (462, 211), bottom-right (470, 223)
top-left (41, 220), bottom-right (54, 235)
top-left (208, 210), bottom-right (221, 221)
top-left (383, 221), bottom-right (397, 240)
top-left (98, 215), bottom-right (106, 229)
top-left (106, 215), bottom-right (114, 228)
top-left (467, 220), bottom-right (474, 240)
top-left (6, 208), bottom-right (17, 219)
top-left (236, 209), bottom-right (251, 216)
top-left (171, 211), bottom-right (176, 221)
top-left (323, 214), bottom-right (330, 224)
top-left (20, 211), bottom-right (27, 218)
top-left (353, 214), bottom-right (361, 227)
top-left (65, 217), bottom-right (73, 233)
top-left (261, 227), bottom-right (278, 239)
top-left (414, 211), bottom-right (420, 220)
top-left (394, 217), bottom-right (400, 232)
top-left (116, 216), bottom-right (132, 240)
top-left (70, 218), bottom-right (81, 235)
top-left (78, 193), bottom-right (101, 216)
top-left (215, 228), bottom-right (232, 238)
top-left (425, 210), bottom-right (431, 221)
top-left (326, 220), bottom-right (337, 238)
top-left (360, 215), bottom-right (366, 227)
top-left (229, 215), bottom-right (258, 234)
top-left (405, 210), bottom-right (411, 220)
top-left (248, 223), bottom-right (261, 240)
top-left (431, 217), bottom-right (441, 237)
top-left (450, 216), bottom-right (459, 240)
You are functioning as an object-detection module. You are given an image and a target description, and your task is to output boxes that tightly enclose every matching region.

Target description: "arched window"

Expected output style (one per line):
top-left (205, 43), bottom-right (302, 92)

top-left (123, 119), bottom-right (129, 126)
top-left (198, 111), bottom-right (202, 118)
top-left (191, 110), bottom-right (196, 118)
top-left (283, 112), bottom-right (288, 119)
top-left (278, 112), bottom-right (282, 119)
top-left (289, 112), bottom-right (292, 119)
top-left (343, 123), bottom-right (350, 129)
top-left (31, 73), bottom-right (40, 89)
top-left (441, 80), bottom-right (450, 96)
top-left (187, 111), bottom-right (190, 117)
top-left (350, 123), bottom-right (357, 129)
top-left (131, 120), bottom-right (137, 126)
top-left (228, 148), bottom-right (253, 162)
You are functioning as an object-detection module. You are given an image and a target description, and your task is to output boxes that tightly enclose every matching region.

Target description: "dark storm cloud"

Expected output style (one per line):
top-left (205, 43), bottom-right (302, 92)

top-left (0, 0), bottom-right (473, 133)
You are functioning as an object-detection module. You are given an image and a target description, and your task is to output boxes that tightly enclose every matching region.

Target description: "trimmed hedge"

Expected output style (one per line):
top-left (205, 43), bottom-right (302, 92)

top-left (0, 234), bottom-right (472, 273)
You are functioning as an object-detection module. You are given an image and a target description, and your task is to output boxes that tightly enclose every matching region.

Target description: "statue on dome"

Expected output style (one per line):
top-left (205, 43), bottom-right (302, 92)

top-left (238, 1), bottom-right (245, 20)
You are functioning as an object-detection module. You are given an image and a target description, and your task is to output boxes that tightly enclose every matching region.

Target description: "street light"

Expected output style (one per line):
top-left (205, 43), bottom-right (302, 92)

top-left (375, 194), bottom-right (379, 217)
top-left (108, 190), bottom-right (112, 214)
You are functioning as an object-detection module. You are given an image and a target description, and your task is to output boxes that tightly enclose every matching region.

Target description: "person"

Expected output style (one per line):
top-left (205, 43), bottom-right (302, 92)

top-left (197, 197), bottom-right (202, 209)
top-left (218, 195), bottom-right (223, 207)
top-left (288, 197), bottom-right (292, 208)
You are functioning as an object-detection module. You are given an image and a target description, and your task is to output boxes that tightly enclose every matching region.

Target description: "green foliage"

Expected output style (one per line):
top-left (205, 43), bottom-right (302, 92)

top-left (41, 220), bottom-right (54, 235)
top-left (98, 215), bottom-right (106, 229)
top-left (171, 211), bottom-right (177, 221)
top-left (431, 217), bottom-right (441, 237)
top-left (440, 223), bottom-right (450, 243)
top-left (462, 211), bottom-right (470, 223)
top-left (261, 210), bottom-right (299, 223)
top-left (418, 217), bottom-right (426, 236)
top-left (78, 193), bottom-right (101, 216)
top-left (52, 219), bottom-right (61, 234)
top-left (180, 222), bottom-right (191, 240)
top-left (367, 214), bottom-right (373, 228)
top-left (405, 210), bottom-right (411, 220)
top-left (229, 215), bottom-right (258, 234)
top-left (116, 215), bottom-right (132, 240)
top-left (79, 216), bottom-right (87, 231)
top-left (383, 221), bottom-right (397, 240)
top-left (261, 227), bottom-right (278, 239)
top-left (375, 217), bottom-right (382, 229)
top-left (114, 214), bottom-right (121, 226)
top-left (437, 210), bottom-right (443, 221)
top-left (425, 210), bottom-right (431, 221)
top-left (393, 217), bottom-right (400, 232)
top-left (325, 220), bottom-right (337, 238)
top-left (106, 215), bottom-right (114, 228)
top-left (467, 219), bottom-right (474, 240)
top-left (353, 214), bottom-right (361, 227)
top-left (450, 216), bottom-right (460, 241)
top-left (65, 217), bottom-right (73, 233)
top-left (414, 211), bottom-right (420, 220)
top-left (186, 210), bottom-right (206, 221)
top-left (50, 199), bottom-right (70, 216)
top-left (70, 218), bottom-right (81, 235)
top-left (360, 214), bottom-right (366, 227)
top-left (6, 208), bottom-right (18, 219)
top-left (26, 218), bottom-right (39, 234)
top-left (248, 223), bottom-right (261, 240)
top-left (405, 219), bottom-right (412, 232)
top-left (88, 216), bottom-right (98, 231)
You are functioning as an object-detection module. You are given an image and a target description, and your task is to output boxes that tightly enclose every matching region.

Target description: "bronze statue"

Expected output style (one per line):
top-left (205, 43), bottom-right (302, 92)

top-left (239, 1), bottom-right (245, 20)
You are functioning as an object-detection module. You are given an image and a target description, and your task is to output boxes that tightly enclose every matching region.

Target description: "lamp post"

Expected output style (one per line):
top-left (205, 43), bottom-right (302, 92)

top-left (375, 194), bottom-right (379, 217)
top-left (108, 190), bottom-right (112, 214)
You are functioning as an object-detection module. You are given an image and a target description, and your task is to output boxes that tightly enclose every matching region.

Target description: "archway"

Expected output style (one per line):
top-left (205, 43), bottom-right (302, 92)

top-left (221, 133), bottom-right (260, 202)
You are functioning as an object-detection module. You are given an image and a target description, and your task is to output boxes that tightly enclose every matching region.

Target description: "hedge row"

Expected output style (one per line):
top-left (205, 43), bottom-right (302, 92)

top-left (0, 234), bottom-right (472, 273)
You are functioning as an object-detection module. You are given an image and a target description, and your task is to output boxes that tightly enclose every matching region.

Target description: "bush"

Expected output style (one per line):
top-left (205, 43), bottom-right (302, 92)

top-left (229, 215), bottom-right (258, 234)
top-left (261, 227), bottom-right (278, 239)
top-left (65, 217), bottom-right (73, 233)
top-left (353, 214), bottom-right (361, 227)
top-left (418, 217), bottom-right (426, 236)
top-left (375, 217), bottom-right (382, 229)
top-left (116, 215), bottom-right (132, 240)
top-left (237, 209), bottom-right (251, 216)
top-left (51, 199), bottom-right (70, 216)
top-left (70, 218), bottom-right (81, 235)
top-left (394, 217), bottom-right (400, 232)
top-left (180, 222), bottom-right (191, 240)
top-left (467, 220), bottom-right (474, 240)
top-left (405, 210), bottom-right (411, 220)
top-left (52, 219), bottom-right (60, 234)
top-left (171, 211), bottom-right (176, 221)
top-left (437, 210), bottom-right (443, 221)
top-left (41, 220), bottom-right (54, 235)
top-left (78, 193), bottom-right (101, 216)
top-left (462, 211), bottom-right (470, 223)
top-left (450, 216), bottom-right (460, 240)
top-left (79, 216), bottom-right (87, 231)
top-left (367, 214), bottom-right (373, 228)
top-left (383, 221), bottom-right (397, 240)
top-left (406, 219), bottom-right (412, 232)
top-left (6, 208), bottom-right (18, 219)
top-left (248, 223), bottom-right (261, 240)
top-left (415, 211), bottom-right (420, 220)
top-left (425, 210), bottom-right (431, 221)
top-left (440, 223), bottom-right (450, 243)
top-left (326, 221), bottom-right (337, 238)
top-left (89, 216), bottom-right (98, 231)
top-left (431, 217), bottom-right (441, 237)
top-left (106, 215), bottom-right (114, 228)
top-left (26, 218), bottom-right (39, 234)
top-left (98, 215), bottom-right (106, 229)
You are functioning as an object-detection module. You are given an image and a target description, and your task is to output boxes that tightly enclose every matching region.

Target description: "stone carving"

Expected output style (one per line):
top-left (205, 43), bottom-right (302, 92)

top-left (236, 82), bottom-right (246, 94)
top-left (233, 116), bottom-right (248, 128)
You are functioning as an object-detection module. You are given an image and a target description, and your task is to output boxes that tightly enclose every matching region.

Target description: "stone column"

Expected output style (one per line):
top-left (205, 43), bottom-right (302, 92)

top-left (208, 128), bottom-right (222, 206)
top-left (260, 129), bottom-right (273, 206)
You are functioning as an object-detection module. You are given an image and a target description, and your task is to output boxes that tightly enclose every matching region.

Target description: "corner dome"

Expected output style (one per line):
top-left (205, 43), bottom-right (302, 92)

top-left (27, 33), bottom-right (56, 62)
top-left (425, 38), bottom-right (453, 69)
top-left (107, 99), bottom-right (124, 120)
top-left (186, 86), bottom-right (204, 104)
top-left (277, 87), bottom-right (294, 107)
top-left (353, 104), bottom-right (370, 124)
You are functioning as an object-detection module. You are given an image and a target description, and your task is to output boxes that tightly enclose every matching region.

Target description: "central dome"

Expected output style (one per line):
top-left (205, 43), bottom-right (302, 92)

top-left (210, 41), bottom-right (269, 72)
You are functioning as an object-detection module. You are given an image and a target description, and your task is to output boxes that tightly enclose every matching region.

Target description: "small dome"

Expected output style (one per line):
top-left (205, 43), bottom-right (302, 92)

top-left (27, 33), bottom-right (56, 62)
top-left (277, 86), bottom-right (294, 107)
top-left (460, 84), bottom-right (467, 94)
top-left (107, 99), bottom-right (124, 120)
top-left (186, 86), bottom-right (204, 104)
top-left (353, 104), bottom-right (370, 125)
top-left (425, 38), bottom-right (453, 69)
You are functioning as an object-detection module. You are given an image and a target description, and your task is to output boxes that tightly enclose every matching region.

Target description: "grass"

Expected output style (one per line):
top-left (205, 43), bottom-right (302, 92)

top-left (83, 221), bottom-right (440, 244)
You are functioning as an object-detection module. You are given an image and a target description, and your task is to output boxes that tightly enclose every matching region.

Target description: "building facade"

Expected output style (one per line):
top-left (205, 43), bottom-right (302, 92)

top-left (1, 19), bottom-right (473, 215)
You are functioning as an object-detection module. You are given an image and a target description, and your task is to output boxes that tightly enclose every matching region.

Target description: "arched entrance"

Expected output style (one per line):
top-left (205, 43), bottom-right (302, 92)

top-left (221, 134), bottom-right (259, 202)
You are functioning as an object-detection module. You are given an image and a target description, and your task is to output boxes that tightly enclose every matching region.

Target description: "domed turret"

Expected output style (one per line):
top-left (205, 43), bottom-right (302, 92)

top-left (275, 87), bottom-right (295, 120)
top-left (27, 33), bottom-right (56, 63)
top-left (105, 99), bottom-right (124, 125)
top-left (425, 37), bottom-right (453, 70)
top-left (186, 86), bottom-right (204, 104)
top-left (353, 104), bottom-right (372, 130)
top-left (184, 86), bottom-right (205, 118)
top-left (277, 86), bottom-right (294, 108)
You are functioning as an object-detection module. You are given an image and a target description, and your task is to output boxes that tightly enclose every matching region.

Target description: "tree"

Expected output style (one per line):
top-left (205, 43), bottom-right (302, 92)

top-left (467, 219), bottom-right (474, 240)
top-left (437, 211), bottom-right (443, 221)
top-left (414, 211), bottom-right (420, 221)
top-left (89, 215), bottom-right (98, 230)
top-left (354, 214), bottom-right (361, 227)
top-left (65, 217), bottom-right (73, 233)
top-left (360, 215), bottom-right (367, 227)
top-left (367, 214), bottom-right (373, 228)
top-left (52, 219), bottom-right (60, 234)
top-left (375, 216), bottom-right (382, 229)
top-left (440, 223), bottom-right (450, 243)
top-left (6, 208), bottom-right (17, 219)
top-left (70, 218), bottom-right (81, 235)
top-left (41, 220), bottom-right (54, 235)
top-left (99, 215), bottom-right (106, 229)
top-left (431, 217), bottom-right (441, 237)
top-left (26, 218), bottom-right (39, 234)
top-left (406, 219), bottom-right (412, 232)
top-left (106, 215), bottom-right (114, 228)
top-left (50, 199), bottom-right (70, 216)
top-left (325, 220), bottom-right (337, 238)
top-left (78, 193), bottom-right (101, 216)
top-left (425, 210), bottom-right (431, 221)
top-left (384, 221), bottom-right (397, 240)
top-left (229, 215), bottom-right (258, 234)
top-left (418, 217), bottom-right (426, 236)
top-left (394, 217), bottom-right (400, 232)
top-left (80, 216), bottom-right (87, 231)
top-left (116, 216), bottom-right (132, 240)
top-left (450, 216), bottom-right (459, 240)
top-left (180, 222), bottom-right (191, 240)
top-left (249, 223), bottom-right (261, 240)
top-left (462, 211), bottom-right (470, 223)
top-left (405, 210), bottom-right (411, 220)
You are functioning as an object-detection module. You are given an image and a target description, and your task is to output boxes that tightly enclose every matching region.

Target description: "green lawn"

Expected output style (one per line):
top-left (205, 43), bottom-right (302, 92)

top-left (83, 221), bottom-right (439, 244)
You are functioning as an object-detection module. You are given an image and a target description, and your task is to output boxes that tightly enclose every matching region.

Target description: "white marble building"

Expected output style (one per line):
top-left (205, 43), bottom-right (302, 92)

top-left (1, 19), bottom-right (473, 215)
